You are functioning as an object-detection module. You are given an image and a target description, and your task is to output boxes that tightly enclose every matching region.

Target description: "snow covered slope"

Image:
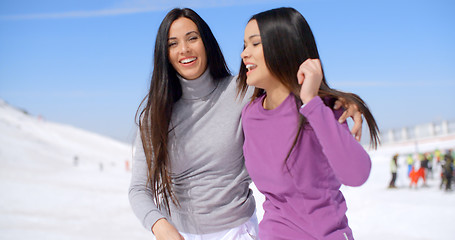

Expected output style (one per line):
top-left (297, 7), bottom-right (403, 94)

top-left (1, 99), bottom-right (454, 239)
top-left (0, 99), bottom-right (150, 240)
top-left (343, 137), bottom-right (455, 240)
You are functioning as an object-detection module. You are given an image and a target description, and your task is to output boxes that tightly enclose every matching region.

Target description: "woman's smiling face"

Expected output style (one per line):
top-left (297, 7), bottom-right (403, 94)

top-left (168, 17), bottom-right (208, 80)
top-left (241, 19), bottom-right (278, 89)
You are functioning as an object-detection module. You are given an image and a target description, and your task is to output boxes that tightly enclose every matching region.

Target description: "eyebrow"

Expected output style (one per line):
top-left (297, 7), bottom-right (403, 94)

top-left (244, 34), bottom-right (261, 43)
top-left (248, 34), bottom-right (261, 39)
top-left (168, 31), bottom-right (199, 40)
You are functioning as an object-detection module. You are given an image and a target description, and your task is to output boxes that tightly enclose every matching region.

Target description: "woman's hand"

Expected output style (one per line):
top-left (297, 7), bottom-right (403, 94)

top-left (152, 218), bottom-right (185, 240)
top-left (297, 59), bottom-right (363, 141)
top-left (334, 98), bottom-right (363, 141)
top-left (297, 59), bottom-right (323, 104)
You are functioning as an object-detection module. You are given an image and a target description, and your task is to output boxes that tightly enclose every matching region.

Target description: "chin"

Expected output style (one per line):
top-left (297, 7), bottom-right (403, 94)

top-left (246, 78), bottom-right (260, 88)
top-left (246, 78), bottom-right (254, 86)
top-left (180, 71), bottom-right (198, 80)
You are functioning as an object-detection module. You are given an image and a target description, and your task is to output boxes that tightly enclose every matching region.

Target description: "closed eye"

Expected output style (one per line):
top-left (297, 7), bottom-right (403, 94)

top-left (188, 36), bottom-right (198, 42)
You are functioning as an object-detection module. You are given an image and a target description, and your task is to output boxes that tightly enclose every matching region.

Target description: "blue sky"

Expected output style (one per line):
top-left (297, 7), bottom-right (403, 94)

top-left (1, 0), bottom-right (454, 144)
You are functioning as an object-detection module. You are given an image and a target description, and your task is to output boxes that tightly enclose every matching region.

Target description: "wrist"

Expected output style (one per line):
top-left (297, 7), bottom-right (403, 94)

top-left (301, 95), bottom-right (316, 105)
top-left (151, 218), bottom-right (166, 234)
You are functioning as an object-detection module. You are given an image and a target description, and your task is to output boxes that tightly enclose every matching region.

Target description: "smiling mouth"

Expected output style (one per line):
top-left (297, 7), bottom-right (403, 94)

top-left (246, 64), bottom-right (257, 72)
top-left (180, 57), bottom-right (197, 64)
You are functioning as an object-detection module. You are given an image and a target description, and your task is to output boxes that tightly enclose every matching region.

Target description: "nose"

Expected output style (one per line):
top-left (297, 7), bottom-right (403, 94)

top-left (241, 47), bottom-right (249, 59)
top-left (179, 42), bottom-right (190, 54)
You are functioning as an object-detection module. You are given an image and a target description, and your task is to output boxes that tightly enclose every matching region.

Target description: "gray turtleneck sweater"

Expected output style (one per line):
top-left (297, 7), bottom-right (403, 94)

top-left (128, 69), bottom-right (256, 234)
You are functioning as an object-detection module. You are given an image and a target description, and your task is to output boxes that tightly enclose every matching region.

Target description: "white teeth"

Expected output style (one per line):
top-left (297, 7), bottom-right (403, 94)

top-left (246, 64), bottom-right (256, 70)
top-left (180, 58), bottom-right (196, 64)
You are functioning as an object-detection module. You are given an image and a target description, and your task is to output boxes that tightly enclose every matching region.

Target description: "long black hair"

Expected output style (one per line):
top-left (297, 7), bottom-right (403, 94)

top-left (136, 8), bottom-right (230, 213)
top-left (237, 7), bottom-right (379, 163)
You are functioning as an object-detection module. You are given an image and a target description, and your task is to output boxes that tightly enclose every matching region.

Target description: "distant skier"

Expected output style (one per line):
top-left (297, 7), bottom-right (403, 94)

top-left (389, 154), bottom-right (399, 188)
top-left (426, 152), bottom-right (434, 179)
top-left (434, 149), bottom-right (441, 163)
top-left (442, 150), bottom-right (453, 191)
top-left (409, 156), bottom-right (426, 189)
top-left (420, 154), bottom-right (429, 187)
top-left (73, 155), bottom-right (79, 166)
top-left (406, 154), bottom-right (414, 177)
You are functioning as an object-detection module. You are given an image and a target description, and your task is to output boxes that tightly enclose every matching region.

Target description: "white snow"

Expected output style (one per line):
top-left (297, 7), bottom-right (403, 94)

top-left (1, 99), bottom-right (454, 240)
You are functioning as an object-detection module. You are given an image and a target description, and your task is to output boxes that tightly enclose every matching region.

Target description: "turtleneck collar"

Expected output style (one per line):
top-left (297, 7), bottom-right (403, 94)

top-left (177, 68), bottom-right (217, 100)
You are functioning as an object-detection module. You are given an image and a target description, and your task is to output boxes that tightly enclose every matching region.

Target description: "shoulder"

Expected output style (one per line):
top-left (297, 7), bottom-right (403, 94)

top-left (212, 75), bottom-right (236, 97)
top-left (217, 74), bottom-right (252, 105)
top-left (220, 74), bottom-right (236, 88)
top-left (241, 95), bottom-right (262, 117)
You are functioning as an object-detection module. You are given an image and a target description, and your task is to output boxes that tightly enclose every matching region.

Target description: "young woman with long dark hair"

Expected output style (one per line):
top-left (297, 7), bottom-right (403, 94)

top-left (129, 7), bottom-right (366, 240)
top-left (129, 8), bottom-right (257, 240)
top-left (238, 7), bottom-right (380, 240)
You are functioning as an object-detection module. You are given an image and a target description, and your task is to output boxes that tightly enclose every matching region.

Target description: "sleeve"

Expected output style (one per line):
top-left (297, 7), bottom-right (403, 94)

top-left (128, 129), bottom-right (166, 231)
top-left (299, 96), bottom-right (371, 186)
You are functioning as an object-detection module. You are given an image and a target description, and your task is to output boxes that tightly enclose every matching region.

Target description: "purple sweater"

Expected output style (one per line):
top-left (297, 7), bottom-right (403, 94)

top-left (241, 94), bottom-right (371, 240)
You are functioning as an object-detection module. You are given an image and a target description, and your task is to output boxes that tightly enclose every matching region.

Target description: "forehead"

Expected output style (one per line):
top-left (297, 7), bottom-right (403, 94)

top-left (169, 17), bottom-right (199, 37)
top-left (244, 19), bottom-right (260, 37)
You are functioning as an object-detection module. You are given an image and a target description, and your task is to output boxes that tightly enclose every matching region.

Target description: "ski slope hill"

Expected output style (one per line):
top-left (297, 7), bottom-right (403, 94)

top-left (1, 99), bottom-right (454, 239)
top-left (0, 99), bottom-right (149, 240)
top-left (0, 99), bottom-right (131, 172)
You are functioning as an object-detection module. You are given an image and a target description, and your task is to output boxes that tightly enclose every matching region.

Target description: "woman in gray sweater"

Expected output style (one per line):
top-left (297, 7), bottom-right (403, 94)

top-left (128, 8), bottom-right (363, 240)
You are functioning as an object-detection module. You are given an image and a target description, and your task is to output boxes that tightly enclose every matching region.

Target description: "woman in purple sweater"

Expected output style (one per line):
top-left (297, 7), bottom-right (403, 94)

top-left (237, 7), bottom-right (380, 240)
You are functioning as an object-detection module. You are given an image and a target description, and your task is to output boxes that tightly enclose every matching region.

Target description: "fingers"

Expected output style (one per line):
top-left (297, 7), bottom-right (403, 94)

top-left (338, 97), bottom-right (347, 108)
top-left (333, 100), bottom-right (342, 110)
top-left (338, 109), bottom-right (363, 142)
top-left (298, 59), bottom-right (323, 104)
top-left (297, 61), bottom-right (308, 85)
top-left (333, 95), bottom-right (365, 142)
top-left (297, 58), bottom-right (322, 85)
top-left (338, 110), bottom-right (348, 124)
top-left (297, 70), bottom-right (305, 85)
top-left (353, 127), bottom-right (362, 142)
top-left (351, 112), bottom-right (363, 142)
top-left (333, 97), bottom-right (348, 110)
top-left (296, 59), bottom-right (309, 84)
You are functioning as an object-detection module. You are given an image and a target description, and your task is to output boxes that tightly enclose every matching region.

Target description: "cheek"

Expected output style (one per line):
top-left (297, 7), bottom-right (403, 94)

top-left (168, 49), bottom-right (177, 63)
top-left (199, 54), bottom-right (208, 70)
top-left (201, 55), bottom-right (208, 69)
top-left (198, 47), bottom-right (207, 63)
top-left (169, 48), bottom-right (179, 64)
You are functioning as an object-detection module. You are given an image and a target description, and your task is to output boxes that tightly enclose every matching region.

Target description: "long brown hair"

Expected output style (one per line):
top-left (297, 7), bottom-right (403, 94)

top-left (237, 7), bottom-right (379, 164)
top-left (136, 8), bottom-right (230, 213)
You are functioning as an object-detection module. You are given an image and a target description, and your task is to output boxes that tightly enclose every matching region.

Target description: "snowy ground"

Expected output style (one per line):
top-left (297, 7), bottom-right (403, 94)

top-left (343, 138), bottom-right (455, 240)
top-left (1, 99), bottom-right (454, 240)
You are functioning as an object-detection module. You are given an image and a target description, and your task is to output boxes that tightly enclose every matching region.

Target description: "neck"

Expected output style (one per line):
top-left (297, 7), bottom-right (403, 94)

top-left (177, 68), bottom-right (216, 100)
top-left (263, 84), bottom-right (290, 110)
